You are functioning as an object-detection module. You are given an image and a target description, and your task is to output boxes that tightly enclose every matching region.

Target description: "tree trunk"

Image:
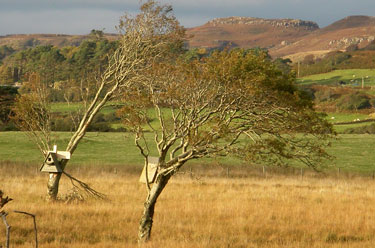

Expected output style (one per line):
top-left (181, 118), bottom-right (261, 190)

top-left (46, 160), bottom-right (67, 201)
top-left (138, 173), bottom-right (170, 243)
top-left (46, 172), bottom-right (62, 201)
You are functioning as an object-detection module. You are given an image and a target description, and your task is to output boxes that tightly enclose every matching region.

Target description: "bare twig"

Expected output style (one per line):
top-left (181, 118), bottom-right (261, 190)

top-left (0, 191), bottom-right (12, 209)
top-left (13, 211), bottom-right (38, 248)
top-left (62, 171), bottom-right (107, 200)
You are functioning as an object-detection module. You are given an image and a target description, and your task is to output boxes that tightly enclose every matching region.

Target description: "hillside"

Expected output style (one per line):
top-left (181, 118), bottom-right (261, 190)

top-left (2, 15), bottom-right (375, 61)
top-left (186, 17), bottom-right (319, 50)
top-left (277, 16), bottom-right (375, 60)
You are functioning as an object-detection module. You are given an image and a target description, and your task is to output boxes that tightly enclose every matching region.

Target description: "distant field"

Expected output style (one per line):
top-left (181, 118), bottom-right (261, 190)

top-left (0, 132), bottom-right (144, 166)
top-left (1, 131), bottom-right (375, 173)
top-left (325, 112), bottom-right (372, 133)
top-left (0, 131), bottom-right (241, 167)
top-left (298, 69), bottom-right (375, 86)
top-left (326, 112), bottom-right (369, 123)
top-left (51, 102), bottom-right (120, 114)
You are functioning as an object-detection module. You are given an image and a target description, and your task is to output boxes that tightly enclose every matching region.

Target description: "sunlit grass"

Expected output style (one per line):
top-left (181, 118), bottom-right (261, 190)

top-left (2, 163), bottom-right (375, 247)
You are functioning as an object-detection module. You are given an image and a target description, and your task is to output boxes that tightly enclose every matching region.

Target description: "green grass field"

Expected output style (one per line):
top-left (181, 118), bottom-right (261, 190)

top-left (298, 69), bottom-right (375, 86)
top-left (326, 112), bottom-right (370, 123)
top-left (325, 112), bottom-right (372, 133)
top-left (1, 131), bottom-right (375, 173)
top-left (51, 102), bottom-right (121, 114)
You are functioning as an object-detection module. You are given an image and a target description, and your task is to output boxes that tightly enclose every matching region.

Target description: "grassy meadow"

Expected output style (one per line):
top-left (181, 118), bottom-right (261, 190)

top-left (297, 69), bottom-right (375, 86)
top-left (2, 163), bottom-right (375, 247)
top-left (2, 131), bottom-right (375, 172)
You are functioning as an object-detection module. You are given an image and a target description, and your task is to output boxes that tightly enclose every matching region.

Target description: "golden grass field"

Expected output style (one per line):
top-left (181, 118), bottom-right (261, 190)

top-left (1, 163), bottom-right (375, 248)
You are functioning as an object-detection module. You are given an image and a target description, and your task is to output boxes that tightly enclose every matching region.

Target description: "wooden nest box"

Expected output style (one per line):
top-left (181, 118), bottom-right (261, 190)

top-left (139, 156), bottom-right (159, 184)
top-left (40, 145), bottom-right (71, 173)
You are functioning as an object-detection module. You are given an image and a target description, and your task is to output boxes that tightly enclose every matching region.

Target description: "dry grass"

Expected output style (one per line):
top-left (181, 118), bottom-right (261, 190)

top-left (1, 163), bottom-right (375, 247)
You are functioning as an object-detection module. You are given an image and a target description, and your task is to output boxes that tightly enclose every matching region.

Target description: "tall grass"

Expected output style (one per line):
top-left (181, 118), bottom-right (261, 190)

top-left (1, 162), bottom-right (375, 247)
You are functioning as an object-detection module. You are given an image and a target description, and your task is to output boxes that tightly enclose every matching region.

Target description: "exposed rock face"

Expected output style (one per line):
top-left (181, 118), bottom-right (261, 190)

top-left (328, 36), bottom-right (375, 47)
top-left (187, 16), bottom-right (318, 51)
top-left (207, 17), bottom-right (319, 30)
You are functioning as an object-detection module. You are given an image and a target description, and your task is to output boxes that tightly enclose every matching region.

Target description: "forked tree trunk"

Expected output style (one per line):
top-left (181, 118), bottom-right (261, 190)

top-left (46, 173), bottom-right (62, 201)
top-left (138, 173), bottom-right (171, 243)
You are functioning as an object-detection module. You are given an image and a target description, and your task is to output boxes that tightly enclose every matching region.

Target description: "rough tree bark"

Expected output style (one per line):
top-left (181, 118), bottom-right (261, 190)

top-left (138, 173), bottom-right (171, 243)
top-left (46, 173), bottom-right (62, 201)
top-left (46, 161), bottom-right (67, 201)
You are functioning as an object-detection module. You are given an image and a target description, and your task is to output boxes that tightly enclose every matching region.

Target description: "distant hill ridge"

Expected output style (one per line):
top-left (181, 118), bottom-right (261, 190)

top-left (187, 15), bottom-right (375, 60)
top-left (322, 16), bottom-right (375, 32)
top-left (2, 15), bottom-right (375, 61)
top-left (208, 17), bottom-right (319, 30)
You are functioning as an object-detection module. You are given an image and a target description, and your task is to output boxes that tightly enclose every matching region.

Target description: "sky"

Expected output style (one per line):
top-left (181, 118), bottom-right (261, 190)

top-left (1, 0), bottom-right (375, 35)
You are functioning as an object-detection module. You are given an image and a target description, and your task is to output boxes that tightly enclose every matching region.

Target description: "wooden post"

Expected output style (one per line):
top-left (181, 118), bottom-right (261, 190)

top-left (190, 167), bottom-right (193, 179)
top-left (297, 61), bottom-right (300, 78)
top-left (226, 167), bottom-right (229, 178)
top-left (362, 77), bottom-right (364, 89)
top-left (1, 211), bottom-right (10, 248)
top-left (262, 166), bottom-right (266, 177)
top-left (338, 168), bottom-right (341, 177)
top-left (300, 168), bottom-right (304, 180)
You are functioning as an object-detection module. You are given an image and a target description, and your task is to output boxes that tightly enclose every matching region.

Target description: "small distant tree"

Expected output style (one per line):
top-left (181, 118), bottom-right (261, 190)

top-left (273, 57), bottom-right (292, 74)
top-left (0, 86), bottom-right (18, 130)
top-left (0, 65), bottom-right (14, 85)
top-left (12, 0), bottom-right (184, 201)
top-left (119, 49), bottom-right (334, 242)
top-left (346, 44), bottom-right (359, 52)
top-left (302, 54), bottom-right (315, 65)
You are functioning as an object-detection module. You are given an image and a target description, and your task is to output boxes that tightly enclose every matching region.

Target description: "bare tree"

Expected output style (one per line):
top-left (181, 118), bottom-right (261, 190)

top-left (119, 49), bottom-right (334, 242)
top-left (12, 0), bottom-right (184, 201)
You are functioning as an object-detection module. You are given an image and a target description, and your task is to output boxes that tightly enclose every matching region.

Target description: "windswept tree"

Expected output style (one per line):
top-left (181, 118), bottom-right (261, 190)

top-left (12, 0), bottom-right (184, 200)
top-left (119, 49), bottom-right (334, 242)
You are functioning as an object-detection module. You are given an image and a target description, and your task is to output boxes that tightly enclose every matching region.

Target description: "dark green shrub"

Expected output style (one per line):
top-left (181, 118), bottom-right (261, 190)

top-left (0, 122), bottom-right (19, 131)
top-left (336, 92), bottom-right (371, 111)
top-left (51, 116), bottom-right (75, 131)
top-left (87, 122), bottom-right (112, 132)
top-left (103, 112), bottom-right (121, 122)
top-left (343, 123), bottom-right (375, 134)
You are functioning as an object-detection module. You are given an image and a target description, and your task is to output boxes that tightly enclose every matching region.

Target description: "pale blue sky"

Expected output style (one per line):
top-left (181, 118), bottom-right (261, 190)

top-left (1, 0), bottom-right (375, 35)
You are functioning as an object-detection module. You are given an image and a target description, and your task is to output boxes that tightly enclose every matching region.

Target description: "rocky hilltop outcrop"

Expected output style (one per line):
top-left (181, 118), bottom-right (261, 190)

top-left (207, 17), bottom-right (319, 30)
top-left (186, 17), bottom-right (318, 50)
